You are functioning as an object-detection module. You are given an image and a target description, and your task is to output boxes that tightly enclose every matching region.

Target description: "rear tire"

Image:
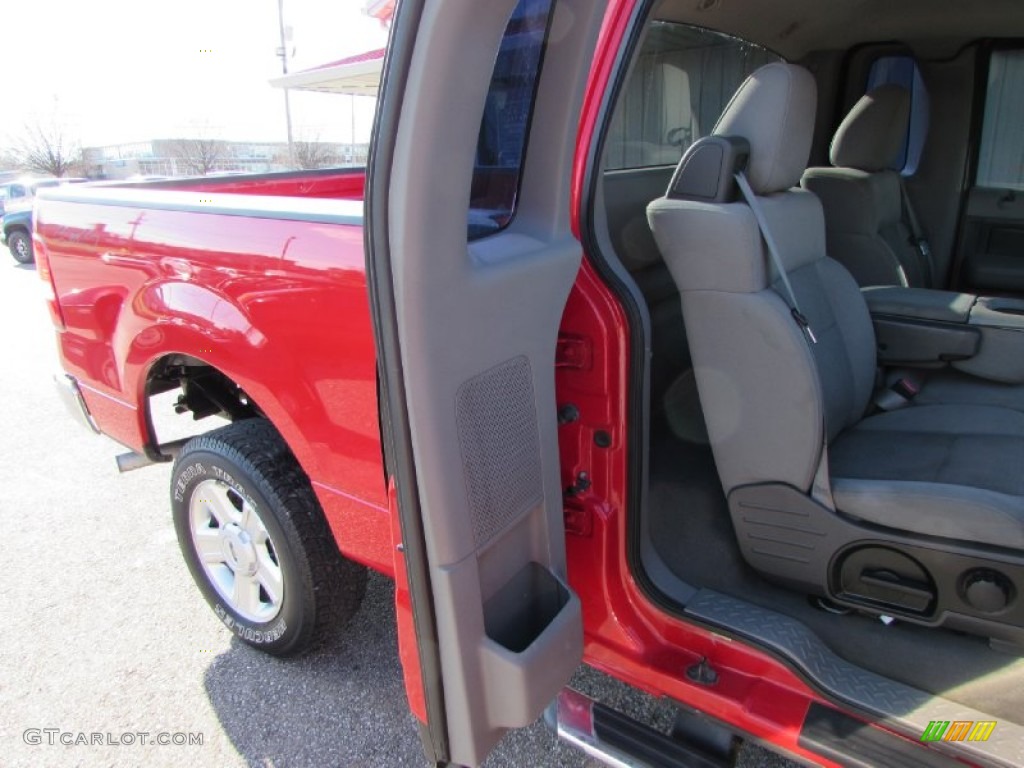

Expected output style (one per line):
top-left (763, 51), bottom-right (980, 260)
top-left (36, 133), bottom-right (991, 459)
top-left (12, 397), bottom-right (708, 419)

top-left (8, 230), bottom-right (33, 264)
top-left (171, 419), bottom-right (367, 656)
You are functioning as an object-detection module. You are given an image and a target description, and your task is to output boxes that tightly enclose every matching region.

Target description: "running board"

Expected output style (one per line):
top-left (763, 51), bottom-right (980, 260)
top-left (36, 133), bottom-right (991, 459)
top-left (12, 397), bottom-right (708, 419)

top-left (547, 688), bottom-right (727, 768)
top-left (686, 589), bottom-right (1024, 768)
top-left (115, 438), bottom-right (190, 473)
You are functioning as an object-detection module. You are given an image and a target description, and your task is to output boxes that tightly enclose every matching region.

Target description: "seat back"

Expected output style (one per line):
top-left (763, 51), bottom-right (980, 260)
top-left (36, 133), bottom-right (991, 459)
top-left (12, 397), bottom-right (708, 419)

top-left (801, 85), bottom-right (928, 287)
top-left (647, 63), bottom-right (876, 497)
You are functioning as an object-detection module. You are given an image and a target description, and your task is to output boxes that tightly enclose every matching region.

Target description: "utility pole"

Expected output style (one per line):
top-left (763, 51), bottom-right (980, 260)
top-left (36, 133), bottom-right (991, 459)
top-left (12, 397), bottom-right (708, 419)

top-left (276, 0), bottom-right (295, 167)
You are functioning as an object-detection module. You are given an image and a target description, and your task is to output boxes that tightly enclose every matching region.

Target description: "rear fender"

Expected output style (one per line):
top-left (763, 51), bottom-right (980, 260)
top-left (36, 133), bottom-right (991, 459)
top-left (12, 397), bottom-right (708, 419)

top-left (120, 280), bottom-right (323, 479)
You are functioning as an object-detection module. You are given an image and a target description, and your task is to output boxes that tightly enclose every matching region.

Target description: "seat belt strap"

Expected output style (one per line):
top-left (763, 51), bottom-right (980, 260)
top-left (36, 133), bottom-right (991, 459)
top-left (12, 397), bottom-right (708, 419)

top-left (734, 171), bottom-right (817, 344)
top-left (735, 171), bottom-right (829, 504)
top-left (898, 178), bottom-right (934, 287)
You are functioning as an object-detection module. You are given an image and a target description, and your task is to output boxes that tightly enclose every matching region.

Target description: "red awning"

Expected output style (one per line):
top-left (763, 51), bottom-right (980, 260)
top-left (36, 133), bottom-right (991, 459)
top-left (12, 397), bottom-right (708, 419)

top-left (270, 48), bottom-right (384, 96)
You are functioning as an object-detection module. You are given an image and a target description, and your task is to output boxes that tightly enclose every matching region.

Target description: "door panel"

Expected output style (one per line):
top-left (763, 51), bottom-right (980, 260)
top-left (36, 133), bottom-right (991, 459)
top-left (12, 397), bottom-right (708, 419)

top-left (366, 0), bottom-right (607, 764)
top-left (603, 166), bottom-right (676, 272)
top-left (960, 188), bottom-right (1024, 293)
top-left (957, 47), bottom-right (1024, 294)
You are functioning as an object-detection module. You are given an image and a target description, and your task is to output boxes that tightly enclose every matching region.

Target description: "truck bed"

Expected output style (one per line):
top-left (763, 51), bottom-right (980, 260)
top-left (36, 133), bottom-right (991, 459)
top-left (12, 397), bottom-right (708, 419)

top-left (35, 166), bottom-right (393, 574)
top-left (131, 166), bottom-right (366, 200)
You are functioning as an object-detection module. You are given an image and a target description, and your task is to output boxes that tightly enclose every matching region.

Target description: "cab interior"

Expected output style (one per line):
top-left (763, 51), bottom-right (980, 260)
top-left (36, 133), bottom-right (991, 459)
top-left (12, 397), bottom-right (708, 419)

top-left (590, 0), bottom-right (1024, 750)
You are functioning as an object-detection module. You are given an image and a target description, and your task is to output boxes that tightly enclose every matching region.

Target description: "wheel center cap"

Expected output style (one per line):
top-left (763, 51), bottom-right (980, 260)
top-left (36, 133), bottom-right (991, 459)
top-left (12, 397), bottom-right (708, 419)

top-left (221, 524), bottom-right (258, 576)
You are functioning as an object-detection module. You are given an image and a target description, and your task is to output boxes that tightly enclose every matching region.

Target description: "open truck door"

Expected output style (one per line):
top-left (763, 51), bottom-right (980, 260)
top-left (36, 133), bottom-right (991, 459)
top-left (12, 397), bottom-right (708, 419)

top-left (365, 0), bottom-right (607, 764)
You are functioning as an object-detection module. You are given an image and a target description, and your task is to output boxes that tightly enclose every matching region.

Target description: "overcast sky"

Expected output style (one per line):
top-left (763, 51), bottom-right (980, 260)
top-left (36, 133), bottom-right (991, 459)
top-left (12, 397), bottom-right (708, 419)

top-left (3, 0), bottom-right (389, 149)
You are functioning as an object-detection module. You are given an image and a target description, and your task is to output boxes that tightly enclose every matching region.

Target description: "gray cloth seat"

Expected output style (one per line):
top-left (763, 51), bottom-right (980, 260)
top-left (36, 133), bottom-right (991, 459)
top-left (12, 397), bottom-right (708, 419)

top-left (874, 356), bottom-right (1024, 418)
top-left (646, 62), bottom-right (1024, 551)
top-left (831, 405), bottom-right (1024, 549)
top-left (915, 368), bottom-right (1024, 414)
top-left (801, 85), bottom-right (931, 288)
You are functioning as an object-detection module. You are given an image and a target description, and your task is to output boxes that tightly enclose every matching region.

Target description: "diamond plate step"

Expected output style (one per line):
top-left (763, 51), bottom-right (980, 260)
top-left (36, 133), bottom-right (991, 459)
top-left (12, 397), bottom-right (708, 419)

top-left (687, 589), bottom-right (1024, 767)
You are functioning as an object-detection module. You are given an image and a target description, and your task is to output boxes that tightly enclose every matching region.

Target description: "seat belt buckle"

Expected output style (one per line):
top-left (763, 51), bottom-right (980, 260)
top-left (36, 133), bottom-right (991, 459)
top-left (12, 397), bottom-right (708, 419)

top-left (892, 377), bottom-right (920, 400)
top-left (871, 376), bottom-right (920, 413)
top-left (791, 308), bottom-right (817, 344)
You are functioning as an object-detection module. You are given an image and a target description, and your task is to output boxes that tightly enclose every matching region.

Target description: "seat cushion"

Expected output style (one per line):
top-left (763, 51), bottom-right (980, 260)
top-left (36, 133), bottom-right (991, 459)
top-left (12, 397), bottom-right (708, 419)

top-left (830, 404), bottom-right (1024, 548)
top-left (915, 369), bottom-right (1024, 414)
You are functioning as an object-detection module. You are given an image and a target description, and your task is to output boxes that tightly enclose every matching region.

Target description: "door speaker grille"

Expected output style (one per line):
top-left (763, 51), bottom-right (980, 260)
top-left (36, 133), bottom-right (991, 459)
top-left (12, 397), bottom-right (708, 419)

top-left (456, 356), bottom-right (543, 548)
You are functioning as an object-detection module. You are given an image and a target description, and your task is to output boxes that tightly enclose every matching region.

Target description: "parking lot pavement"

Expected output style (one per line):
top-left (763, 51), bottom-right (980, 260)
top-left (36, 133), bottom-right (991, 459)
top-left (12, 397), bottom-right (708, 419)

top-left (0, 260), bottom-right (793, 768)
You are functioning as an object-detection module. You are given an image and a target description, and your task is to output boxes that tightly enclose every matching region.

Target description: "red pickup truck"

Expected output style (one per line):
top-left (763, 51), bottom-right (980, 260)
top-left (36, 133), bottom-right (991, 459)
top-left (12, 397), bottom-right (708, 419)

top-left (36, 0), bottom-right (1024, 766)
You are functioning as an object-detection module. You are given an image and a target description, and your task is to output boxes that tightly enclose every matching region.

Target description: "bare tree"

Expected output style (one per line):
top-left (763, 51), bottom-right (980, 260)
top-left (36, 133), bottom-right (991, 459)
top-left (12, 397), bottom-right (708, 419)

top-left (0, 146), bottom-right (19, 172)
top-left (169, 137), bottom-right (226, 176)
top-left (12, 119), bottom-right (82, 177)
top-left (292, 140), bottom-right (338, 170)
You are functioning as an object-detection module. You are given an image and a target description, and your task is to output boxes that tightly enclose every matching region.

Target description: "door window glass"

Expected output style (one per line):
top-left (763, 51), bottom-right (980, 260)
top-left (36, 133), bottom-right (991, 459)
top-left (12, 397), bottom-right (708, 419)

top-left (977, 49), bottom-right (1024, 191)
top-left (468, 0), bottom-right (553, 240)
top-left (604, 23), bottom-right (778, 171)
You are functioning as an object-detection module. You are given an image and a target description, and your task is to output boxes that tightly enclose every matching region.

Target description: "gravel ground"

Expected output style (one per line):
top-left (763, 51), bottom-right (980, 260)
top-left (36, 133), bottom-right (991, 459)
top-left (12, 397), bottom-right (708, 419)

top-left (0, 259), bottom-right (796, 768)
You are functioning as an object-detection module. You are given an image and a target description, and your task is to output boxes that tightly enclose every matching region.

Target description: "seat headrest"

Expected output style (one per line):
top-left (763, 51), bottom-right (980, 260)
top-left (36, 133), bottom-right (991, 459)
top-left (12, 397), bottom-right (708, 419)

top-left (712, 62), bottom-right (817, 195)
top-left (830, 84), bottom-right (911, 171)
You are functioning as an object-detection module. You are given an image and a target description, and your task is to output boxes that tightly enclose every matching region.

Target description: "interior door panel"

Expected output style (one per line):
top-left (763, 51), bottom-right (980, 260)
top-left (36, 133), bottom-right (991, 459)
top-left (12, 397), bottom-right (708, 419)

top-left (956, 47), bottom-right (1024, 294)
top-left (603, 166), bottom-right (676, 270)
top-left (960, 188), bottom-right (1024, 293)
top-left (365, 0), bottom-right (606, 764)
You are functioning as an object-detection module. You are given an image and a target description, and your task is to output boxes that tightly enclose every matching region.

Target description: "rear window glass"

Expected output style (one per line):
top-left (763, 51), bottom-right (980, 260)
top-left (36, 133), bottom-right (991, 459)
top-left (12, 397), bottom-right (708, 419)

top-left (976, 49), bottom-right (1024, 191)
top-left (468, 0), bottom-right (552, 241)
top-left (866, 55), bottom-right (929, 175)
top-left (604, 23), bottom-right (779, 171)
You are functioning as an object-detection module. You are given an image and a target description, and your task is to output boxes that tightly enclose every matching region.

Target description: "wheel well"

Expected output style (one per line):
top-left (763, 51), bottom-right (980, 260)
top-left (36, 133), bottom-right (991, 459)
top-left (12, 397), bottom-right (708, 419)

top-left (145, 354), bottom-right (262, 439)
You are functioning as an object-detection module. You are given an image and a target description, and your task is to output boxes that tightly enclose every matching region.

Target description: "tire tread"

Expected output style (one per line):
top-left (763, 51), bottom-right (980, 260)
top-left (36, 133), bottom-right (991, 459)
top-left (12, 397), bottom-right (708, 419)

top-left (174, 418), bottom-right (367, 656)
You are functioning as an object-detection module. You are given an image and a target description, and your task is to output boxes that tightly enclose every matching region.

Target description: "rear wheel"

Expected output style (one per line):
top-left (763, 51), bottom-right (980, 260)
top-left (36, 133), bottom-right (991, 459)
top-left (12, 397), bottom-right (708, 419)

top-left (8, 230), bottom-right (33, 264)
top-left (171, 419), bottom-right (367, 656)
